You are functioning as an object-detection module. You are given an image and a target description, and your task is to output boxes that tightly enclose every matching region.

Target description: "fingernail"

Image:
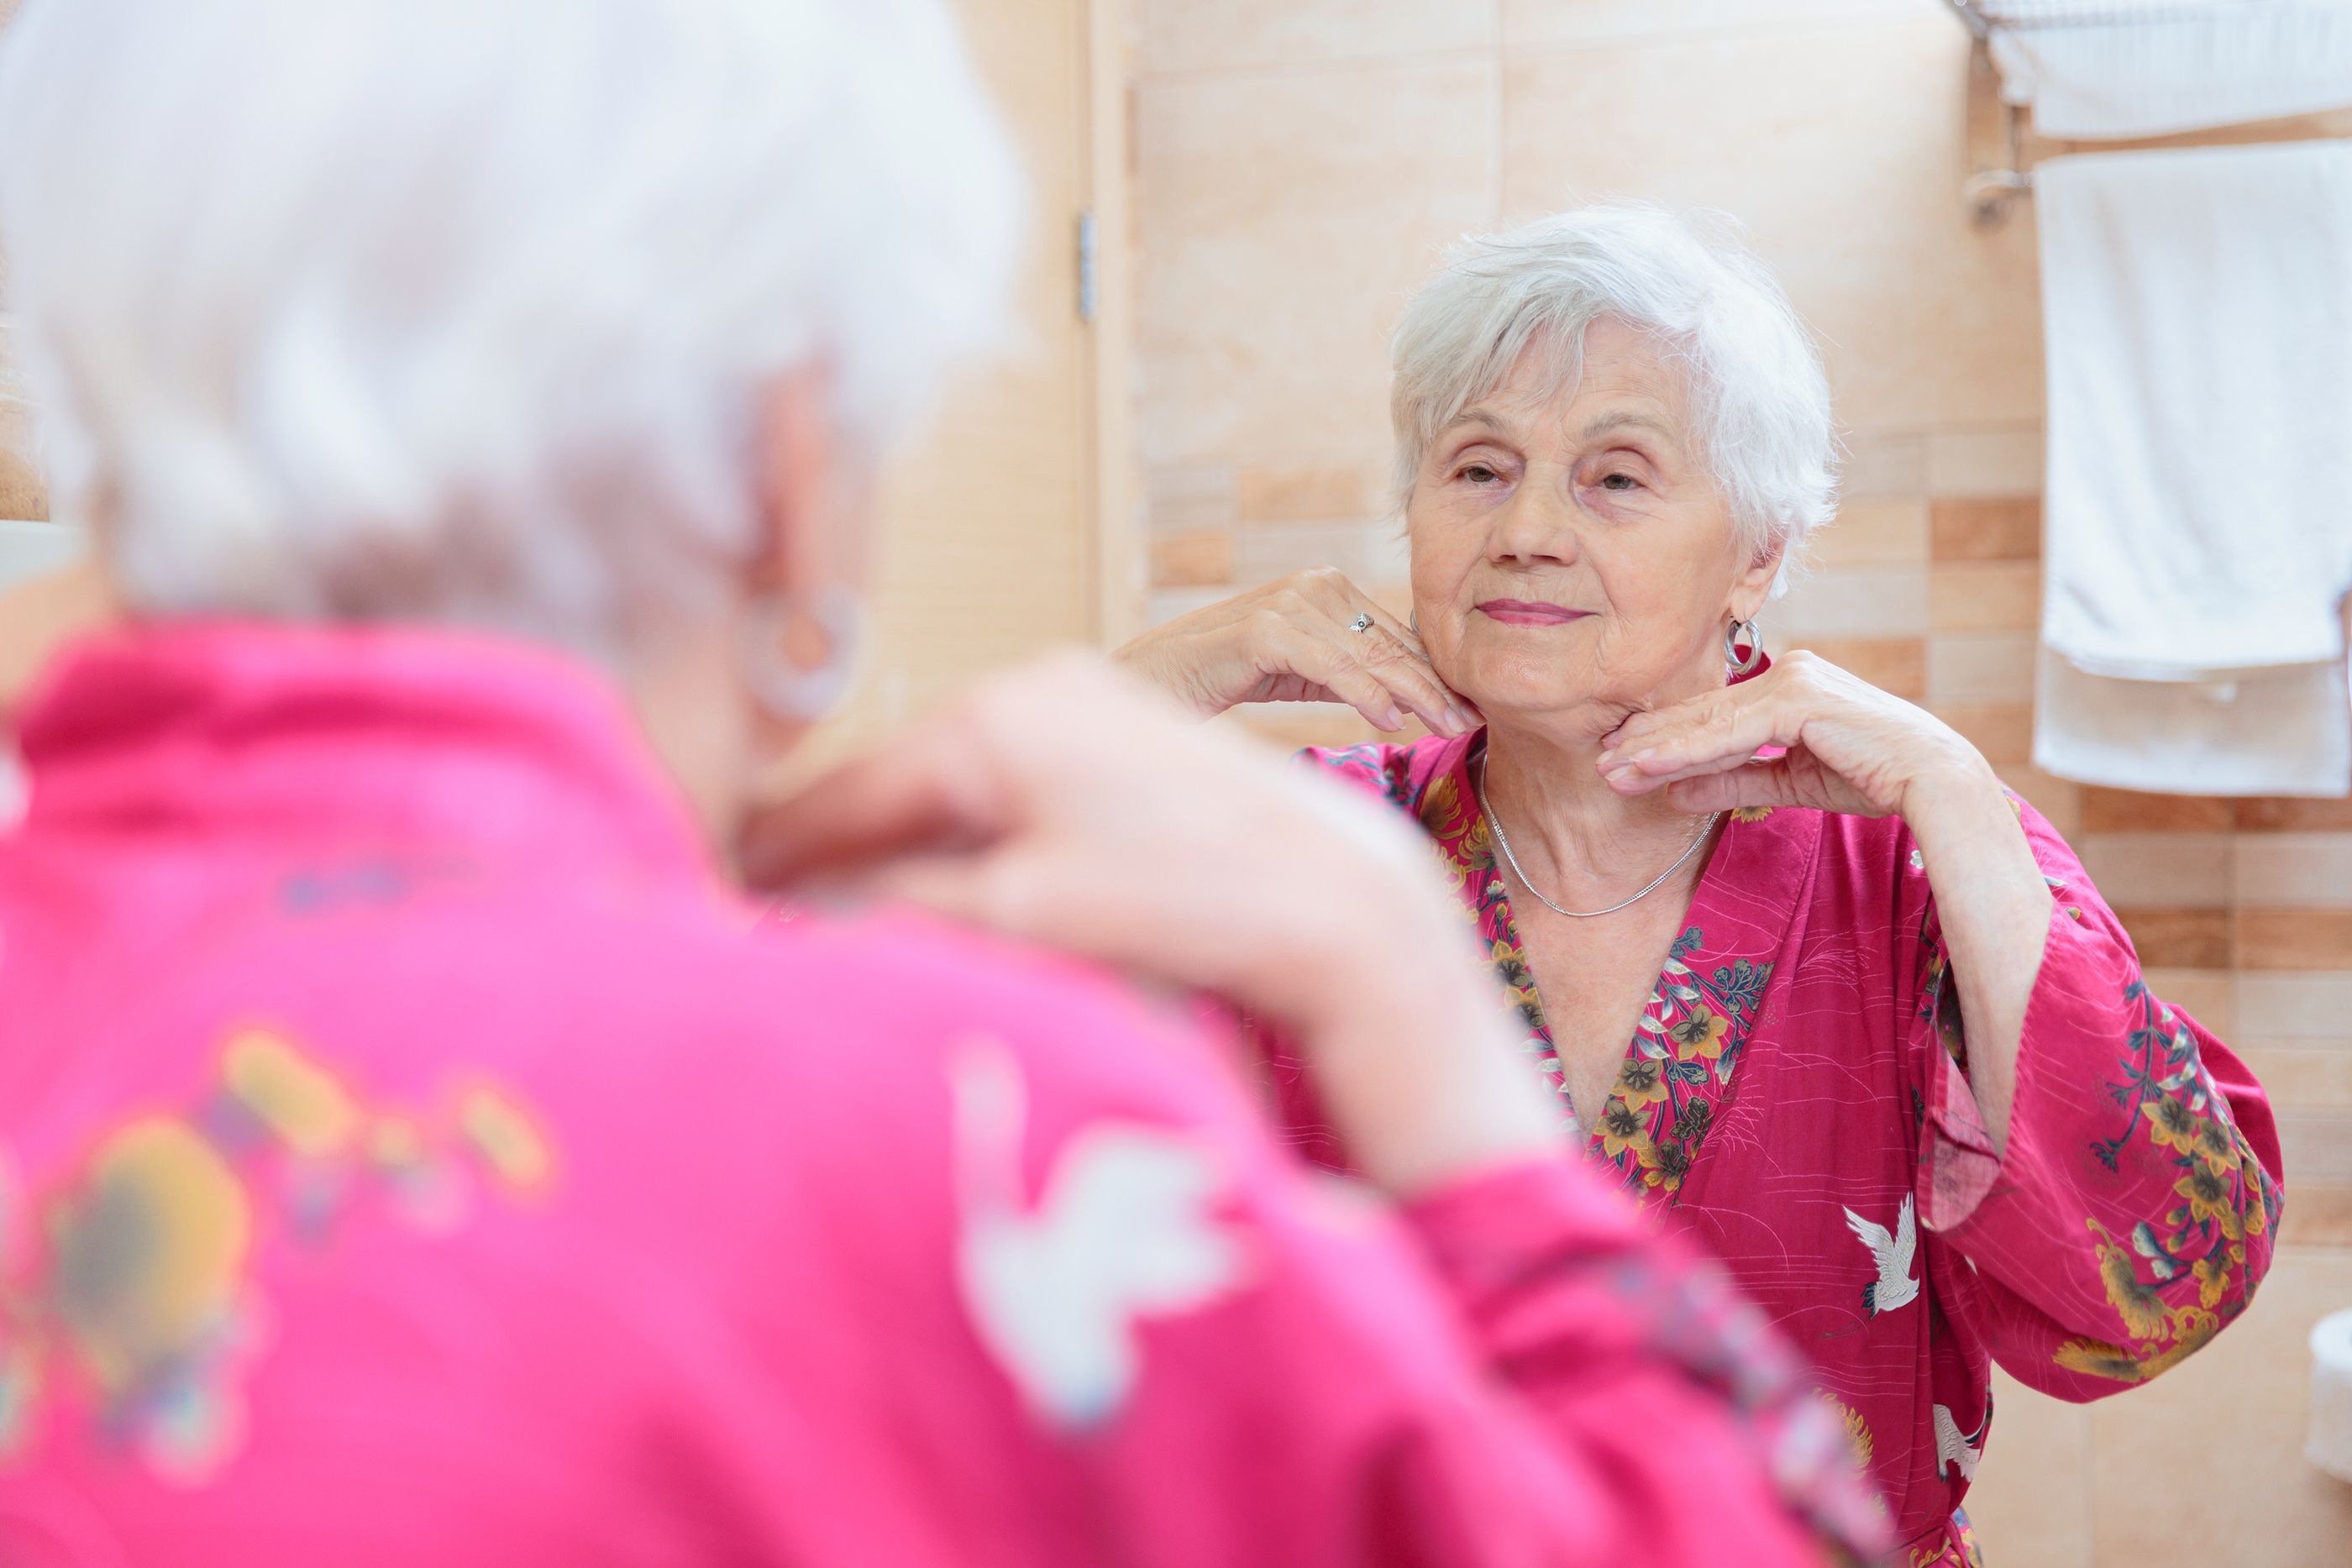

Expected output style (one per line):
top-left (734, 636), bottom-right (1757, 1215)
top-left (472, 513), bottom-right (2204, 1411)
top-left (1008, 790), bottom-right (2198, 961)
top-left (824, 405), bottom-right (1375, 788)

top-left (1448, 705), bottom-right (1477, 732)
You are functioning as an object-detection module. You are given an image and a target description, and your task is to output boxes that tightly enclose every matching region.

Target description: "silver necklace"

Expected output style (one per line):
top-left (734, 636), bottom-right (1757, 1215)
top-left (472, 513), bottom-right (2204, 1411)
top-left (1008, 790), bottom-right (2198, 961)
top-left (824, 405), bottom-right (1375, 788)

top-left (1473, 757), bottom-right (1723, 920)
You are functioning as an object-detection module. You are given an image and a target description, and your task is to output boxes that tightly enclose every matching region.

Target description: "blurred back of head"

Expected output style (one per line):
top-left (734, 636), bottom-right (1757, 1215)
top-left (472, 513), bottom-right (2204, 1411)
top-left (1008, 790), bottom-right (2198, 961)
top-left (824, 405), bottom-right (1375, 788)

top-left (0, 0), bottom-right (1021, 660)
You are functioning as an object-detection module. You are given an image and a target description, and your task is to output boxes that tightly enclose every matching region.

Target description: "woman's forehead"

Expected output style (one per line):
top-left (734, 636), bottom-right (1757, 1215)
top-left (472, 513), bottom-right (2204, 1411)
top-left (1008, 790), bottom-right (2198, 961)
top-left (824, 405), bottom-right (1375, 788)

top-left (1452, 331), bottom-right (1693, 452)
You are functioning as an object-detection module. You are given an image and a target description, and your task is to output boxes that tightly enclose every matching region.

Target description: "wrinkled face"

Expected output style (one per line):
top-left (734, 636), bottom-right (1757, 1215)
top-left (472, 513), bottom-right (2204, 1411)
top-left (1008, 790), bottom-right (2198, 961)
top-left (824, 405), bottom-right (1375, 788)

top-left (1406, 319), bottom-right (1778, 739)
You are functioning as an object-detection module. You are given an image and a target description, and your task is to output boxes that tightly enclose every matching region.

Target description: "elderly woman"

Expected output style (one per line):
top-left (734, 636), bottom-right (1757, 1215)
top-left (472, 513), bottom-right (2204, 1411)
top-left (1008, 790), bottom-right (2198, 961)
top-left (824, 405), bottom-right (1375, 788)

top-left (1119, 204), bottom-right (2283, 1566)
top-left (0, 3), bottom-right (1887, 1564)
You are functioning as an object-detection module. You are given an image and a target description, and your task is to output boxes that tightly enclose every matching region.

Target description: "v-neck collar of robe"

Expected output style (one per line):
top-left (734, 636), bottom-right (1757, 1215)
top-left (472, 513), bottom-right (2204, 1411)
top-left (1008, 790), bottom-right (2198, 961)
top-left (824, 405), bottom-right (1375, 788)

top-left (1414, 731), bottom-right (1822, 1207)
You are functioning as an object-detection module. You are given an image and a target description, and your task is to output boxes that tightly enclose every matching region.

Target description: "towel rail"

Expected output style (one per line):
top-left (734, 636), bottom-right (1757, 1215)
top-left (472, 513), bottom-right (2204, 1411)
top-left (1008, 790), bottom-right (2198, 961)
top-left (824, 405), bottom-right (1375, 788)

top-left (1940, 0), bottom-right (2341, 222)
top-left (1955, 24), bottom-right (2034, 223)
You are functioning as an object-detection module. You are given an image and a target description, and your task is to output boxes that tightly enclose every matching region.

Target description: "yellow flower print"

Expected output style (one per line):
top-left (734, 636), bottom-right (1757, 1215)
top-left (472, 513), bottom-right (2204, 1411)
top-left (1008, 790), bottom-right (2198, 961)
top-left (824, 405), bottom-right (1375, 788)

top-left (2058, 1230), bottom-right (2233, 1386)
top-left (2144, 1096), bottom-right (2198, 1157)
top-left (454, 1083), bottom-right (557, 1196)
top-left (223, 1030), bottom-right (361, 1156)
top-left (1455, 819), bottom-right (1491, 876)
top-left (1669, 1007), bottom-right (1730, 1062)
top-left (1417, 772), bottom-right (1470, 842)
top-left (2192, 1117), bottom-right (2241, 1177)
top-left (2173, 1167), bottom-right (2244, 1240)
top-left (1641, 1140), bottom-right (1689, 1193)
top-left (1612, 1057), bottom-right (1671, 1109)
top-left (2166, 1303), bottom-right (2219, 1344)
top-left (5, 1032), bottom-right (562, 1481)
top-left (49, 1118), bottom-right (251, 1397)
top-left (1596, 1100), bottom-right (1654, 1162)
top-left (2093, 1235), bottom-right (2170, 1341)
top-left (1488, 940), bottom-right (1539, 1001)
top-left (1821, 1393), bottom-right (1874, 1473)
top-left (2192, 1253), bottom-right (2232, 1310)
top-left (2054, 1335), bottom-right (2148, 1382)
top-left (2134, 1308), bottom-right (2220, 1380)
top-left (1730, 804), bottom-right (1775, 823)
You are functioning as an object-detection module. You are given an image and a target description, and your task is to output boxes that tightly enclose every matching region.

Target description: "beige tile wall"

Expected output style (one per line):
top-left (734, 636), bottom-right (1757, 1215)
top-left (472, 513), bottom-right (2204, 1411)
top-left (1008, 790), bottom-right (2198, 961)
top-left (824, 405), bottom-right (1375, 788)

top-left (1, 0), bottom-right (54, 541)
top-left (1131, 3), bottom-right (2352, 1563)
top-left (0, 305), bottom-right (45, 531)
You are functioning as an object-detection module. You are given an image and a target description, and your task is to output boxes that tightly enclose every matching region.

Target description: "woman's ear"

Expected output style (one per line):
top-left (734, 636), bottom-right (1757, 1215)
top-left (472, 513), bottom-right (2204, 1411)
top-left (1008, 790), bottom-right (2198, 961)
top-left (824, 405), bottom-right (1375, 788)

top-left (1727, 538), bottom-right (1786, 624)
top-left (748, 366), bottom-right (874, 614)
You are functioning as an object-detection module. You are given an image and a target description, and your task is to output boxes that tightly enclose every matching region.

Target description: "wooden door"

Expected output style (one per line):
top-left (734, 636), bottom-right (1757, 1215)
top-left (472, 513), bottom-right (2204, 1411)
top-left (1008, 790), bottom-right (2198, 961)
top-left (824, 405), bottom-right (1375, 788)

top-left (810, 0), bottom-right (1134, 762)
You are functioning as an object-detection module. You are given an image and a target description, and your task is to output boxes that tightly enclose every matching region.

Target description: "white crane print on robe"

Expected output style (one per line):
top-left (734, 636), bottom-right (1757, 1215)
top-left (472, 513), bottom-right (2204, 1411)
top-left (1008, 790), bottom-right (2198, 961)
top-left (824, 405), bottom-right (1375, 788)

top-left (950, 1039), bottom-right (1250, 1430)
top-left (1932, 1402), bottom-right (1987, 1481)
top-left (1842, 1193), bottom-right (1919, 1317)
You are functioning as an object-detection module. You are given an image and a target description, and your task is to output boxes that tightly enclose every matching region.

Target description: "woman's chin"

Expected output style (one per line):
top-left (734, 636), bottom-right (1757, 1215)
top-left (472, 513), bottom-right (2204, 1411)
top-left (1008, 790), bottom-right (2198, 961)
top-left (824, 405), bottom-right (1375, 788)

top-left (1445, 669), bottom-right (1599, 725)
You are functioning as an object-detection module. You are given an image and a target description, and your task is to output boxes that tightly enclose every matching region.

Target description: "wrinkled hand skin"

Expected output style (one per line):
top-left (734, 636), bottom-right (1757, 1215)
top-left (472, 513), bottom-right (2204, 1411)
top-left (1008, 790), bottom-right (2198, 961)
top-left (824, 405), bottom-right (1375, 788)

top-left (741, 651), bottom-right (1564, 1198)
top-left (1601, 648), bottom-right (2048, 1153)
top-left (1112, 567), bottom-right (1482, 738)
top-left (1595, 648), bottom-right (1988, 820)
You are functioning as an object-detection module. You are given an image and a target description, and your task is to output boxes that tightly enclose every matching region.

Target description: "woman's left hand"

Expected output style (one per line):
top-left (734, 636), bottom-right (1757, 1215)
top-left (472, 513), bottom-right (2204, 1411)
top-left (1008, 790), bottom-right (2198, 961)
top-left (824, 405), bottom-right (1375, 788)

top-left (1595, 650), bottom-right (1997, 821)
top-left (1605, 649), bottom-right (2055, 1153)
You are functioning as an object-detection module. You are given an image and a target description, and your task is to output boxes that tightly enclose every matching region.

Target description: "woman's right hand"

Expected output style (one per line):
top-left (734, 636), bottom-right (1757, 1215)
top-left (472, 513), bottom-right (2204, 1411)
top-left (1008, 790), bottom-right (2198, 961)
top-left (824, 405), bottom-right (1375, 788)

top-left (1114, 568), bottom-right (1481, 737)
top-left (740, 653), bottom-right (1562, 1198)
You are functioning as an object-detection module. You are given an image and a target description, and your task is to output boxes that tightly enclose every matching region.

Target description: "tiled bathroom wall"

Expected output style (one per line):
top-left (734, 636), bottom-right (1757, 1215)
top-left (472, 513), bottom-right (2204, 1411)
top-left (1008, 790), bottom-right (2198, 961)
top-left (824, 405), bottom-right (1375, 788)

top-left (1131, 3), bottom-right (2352, 1563)
top-left (0, 303), bottom-right (73, 588)
top-left (0, 0), bottom-right (68, 588)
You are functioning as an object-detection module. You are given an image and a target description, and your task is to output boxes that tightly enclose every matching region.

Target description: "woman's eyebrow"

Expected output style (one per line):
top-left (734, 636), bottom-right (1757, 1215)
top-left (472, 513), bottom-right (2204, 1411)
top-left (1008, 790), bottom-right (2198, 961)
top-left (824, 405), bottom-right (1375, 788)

top-left (1445, 407), bottom-right (1515, 440)
top-left (1579, 411), bottom-right (1677, 447)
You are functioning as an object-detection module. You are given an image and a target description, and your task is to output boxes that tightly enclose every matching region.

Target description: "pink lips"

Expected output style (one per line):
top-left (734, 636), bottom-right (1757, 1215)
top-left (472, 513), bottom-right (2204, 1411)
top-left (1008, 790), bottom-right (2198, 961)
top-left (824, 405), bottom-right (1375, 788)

top-left (1475, 599), bottom-right (1591, 627)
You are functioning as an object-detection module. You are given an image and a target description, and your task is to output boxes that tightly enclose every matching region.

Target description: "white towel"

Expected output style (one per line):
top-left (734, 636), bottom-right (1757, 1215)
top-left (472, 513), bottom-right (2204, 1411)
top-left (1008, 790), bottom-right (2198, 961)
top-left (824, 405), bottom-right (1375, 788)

top-left (2034, 140), bottom-right (2352, 794)
top-left (2036, 649), bottom-right (2352, 796)
top-left (1991, 2), bottom-right (2352, 140)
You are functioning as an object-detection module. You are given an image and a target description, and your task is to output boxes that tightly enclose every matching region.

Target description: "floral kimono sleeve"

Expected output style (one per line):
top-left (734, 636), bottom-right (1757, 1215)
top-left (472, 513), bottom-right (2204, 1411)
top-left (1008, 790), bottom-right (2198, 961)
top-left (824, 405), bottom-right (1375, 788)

top-left (1908, 795), bottom-right (2284, 1400)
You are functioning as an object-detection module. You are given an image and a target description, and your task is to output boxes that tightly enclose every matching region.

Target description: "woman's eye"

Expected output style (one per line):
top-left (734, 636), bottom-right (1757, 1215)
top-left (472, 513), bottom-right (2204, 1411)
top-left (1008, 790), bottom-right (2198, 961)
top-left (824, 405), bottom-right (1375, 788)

top-left (1597, 472), bottom-right (1641, 493)
top-left (1462, 464), bottom-right (1500, 485)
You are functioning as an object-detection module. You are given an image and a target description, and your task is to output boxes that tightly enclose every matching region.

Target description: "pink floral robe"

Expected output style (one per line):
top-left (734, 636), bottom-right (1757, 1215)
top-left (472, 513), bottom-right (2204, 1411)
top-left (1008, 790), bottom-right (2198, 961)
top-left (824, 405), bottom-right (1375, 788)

top-left (1299, 731), bottom-right (2284, 1568)
top-left (0, 625), bottom-right (1886, 1566)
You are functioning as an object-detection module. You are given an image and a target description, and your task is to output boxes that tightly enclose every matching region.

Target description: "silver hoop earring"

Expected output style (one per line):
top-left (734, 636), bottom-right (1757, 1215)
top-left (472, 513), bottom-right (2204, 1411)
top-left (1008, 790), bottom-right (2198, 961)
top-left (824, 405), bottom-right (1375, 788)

top-left (744, 588), bottom-right (864, 722)
top-left (1725, 617), bottom-right (1764, 677)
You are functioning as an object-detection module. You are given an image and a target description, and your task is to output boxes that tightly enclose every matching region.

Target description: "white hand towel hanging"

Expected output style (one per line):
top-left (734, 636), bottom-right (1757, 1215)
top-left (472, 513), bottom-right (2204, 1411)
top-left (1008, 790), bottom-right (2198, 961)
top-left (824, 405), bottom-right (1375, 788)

top-left (2034, 140), bottom-right (2352, 795)
top-left (1990, 1), bottom-right (2352, 140)
top-left (2035, 649), bottom-right (2352, 796)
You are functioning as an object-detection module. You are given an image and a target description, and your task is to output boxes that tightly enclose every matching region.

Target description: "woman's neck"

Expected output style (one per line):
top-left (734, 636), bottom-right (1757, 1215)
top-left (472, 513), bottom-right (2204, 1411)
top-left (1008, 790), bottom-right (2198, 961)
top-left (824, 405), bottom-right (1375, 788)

top-left (1478, 719), bottom-right (1715, 905)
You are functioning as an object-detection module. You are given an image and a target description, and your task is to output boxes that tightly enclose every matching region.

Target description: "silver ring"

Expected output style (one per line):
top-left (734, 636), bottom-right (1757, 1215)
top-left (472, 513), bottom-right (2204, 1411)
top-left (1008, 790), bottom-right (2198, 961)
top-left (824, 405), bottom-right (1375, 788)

top-left (1347, 612), bottom-right (1374, 633)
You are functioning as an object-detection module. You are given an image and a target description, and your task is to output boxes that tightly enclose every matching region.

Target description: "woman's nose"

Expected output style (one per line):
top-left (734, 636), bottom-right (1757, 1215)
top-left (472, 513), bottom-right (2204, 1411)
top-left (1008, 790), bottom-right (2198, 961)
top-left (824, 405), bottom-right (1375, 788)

top-left (1490, 481), bottom-right (1578, 566)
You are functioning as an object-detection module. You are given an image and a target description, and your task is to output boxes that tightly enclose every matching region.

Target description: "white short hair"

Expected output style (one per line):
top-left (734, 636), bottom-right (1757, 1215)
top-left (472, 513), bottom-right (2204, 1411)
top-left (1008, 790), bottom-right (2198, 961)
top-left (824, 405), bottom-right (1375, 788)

top-left (1390, 203), bottom-right (1836, 591)
top-left (0, 0), bottom-right (1021, 657)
